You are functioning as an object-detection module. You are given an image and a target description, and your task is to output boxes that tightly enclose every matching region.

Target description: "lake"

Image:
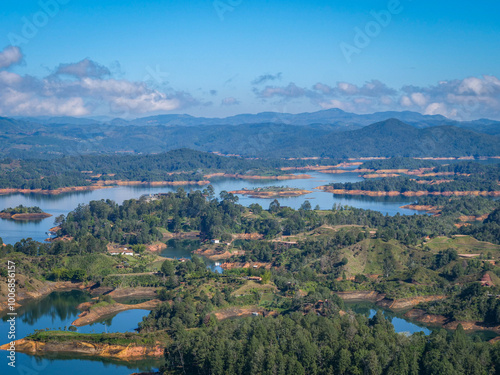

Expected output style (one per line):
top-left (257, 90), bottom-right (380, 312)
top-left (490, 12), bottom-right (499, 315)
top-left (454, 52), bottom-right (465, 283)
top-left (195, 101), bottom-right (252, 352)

top-left (0, 291), bottom-right (449, 375)
top-left (344, 300), bottom-right (498, 340)
top-left (0, 172), bottom-right (434, 374)
top-left (0, 172), bottom-right (423, 245)
top-left (0, 290), bottom-right (162, 375)
top-left (0, 290), bottom-right (151, 339)
top-left (161, 239), bottom-right (223, 272)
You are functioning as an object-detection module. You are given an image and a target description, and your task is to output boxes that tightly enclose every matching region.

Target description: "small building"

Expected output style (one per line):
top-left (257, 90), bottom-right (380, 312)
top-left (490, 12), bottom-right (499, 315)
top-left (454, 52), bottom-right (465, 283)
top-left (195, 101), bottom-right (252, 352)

top-left (211, 239), bottom-right (220, 244)
top-left (121, 251), bottom-right (134, 256)
top-left (480, 274), bottom-right (495, 287)
top-left (248, 276), bottom-right (263, 281)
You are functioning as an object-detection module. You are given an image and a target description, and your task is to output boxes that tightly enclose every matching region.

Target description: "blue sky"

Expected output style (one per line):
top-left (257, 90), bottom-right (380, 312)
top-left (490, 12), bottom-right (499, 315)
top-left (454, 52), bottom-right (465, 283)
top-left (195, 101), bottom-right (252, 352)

top-left (0, 0), bottom-right (499, 119)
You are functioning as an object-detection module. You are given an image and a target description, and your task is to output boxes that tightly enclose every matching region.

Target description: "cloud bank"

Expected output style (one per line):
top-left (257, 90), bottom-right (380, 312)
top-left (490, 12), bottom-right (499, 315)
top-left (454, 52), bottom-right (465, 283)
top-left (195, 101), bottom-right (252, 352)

top-left (1, 46), bottom-right (499, 120)
top-left (0, 46), bottom-right (199, 117)
top-left (254, 77), bottom-right (500, 121)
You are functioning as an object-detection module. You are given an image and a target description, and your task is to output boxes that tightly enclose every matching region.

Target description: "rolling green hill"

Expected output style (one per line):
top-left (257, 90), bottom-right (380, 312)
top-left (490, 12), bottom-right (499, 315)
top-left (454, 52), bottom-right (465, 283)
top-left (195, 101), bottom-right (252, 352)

top-left (1, 117), bottom-right (499, 158)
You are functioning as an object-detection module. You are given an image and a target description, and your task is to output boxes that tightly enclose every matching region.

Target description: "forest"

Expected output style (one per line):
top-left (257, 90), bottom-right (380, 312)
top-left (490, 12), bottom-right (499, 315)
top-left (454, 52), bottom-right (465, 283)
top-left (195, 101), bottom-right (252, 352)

top-left (162, 312), bottom-right (500, 375)
top-left (1, 191), bottom-right (500, 374)
top-left (359, 157), bottom-right (441, 170)
top-left (0, 205), bottom-right (43, 214)
top-left (329, 162), bottom-right (500, 193)
top-left (0, 149), bottom-right (335, 190)
top-left (1, 117), bottom-right (499, 159)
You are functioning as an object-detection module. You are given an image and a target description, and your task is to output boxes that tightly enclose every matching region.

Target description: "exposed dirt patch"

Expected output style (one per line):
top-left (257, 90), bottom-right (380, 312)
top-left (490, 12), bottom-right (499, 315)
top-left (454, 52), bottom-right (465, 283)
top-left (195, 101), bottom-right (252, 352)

top-left (162, 231), bottom-right (200, 239)
top-left (72, 299), bottom-right (161, 326)
top-left (404, 309), bottom-right (448, 325)
top-left (334, 291), bottom-right (384, 301)
top-left (146, 243), bottom-right (167, 252)
top-left (232, 233), bottom-right (264, 240)
top-left (214, 306), bottom-right (266, 320)
top-left (317, 187), bottom-right (500, 197)
top-left (193, 247), bottom-right (244, 260)
top-left (377, 295), bottom-right (447, 310)
top-left (107, 287), bottom-right (158, 299)
top-left (221, 261), bottom-right (272, 270)
top-left (204, 173), bottom-right (311, 180)
top-left (0, 338), bottom-right (164, 359)
top-left (0, 212), bottom-right (52, 220)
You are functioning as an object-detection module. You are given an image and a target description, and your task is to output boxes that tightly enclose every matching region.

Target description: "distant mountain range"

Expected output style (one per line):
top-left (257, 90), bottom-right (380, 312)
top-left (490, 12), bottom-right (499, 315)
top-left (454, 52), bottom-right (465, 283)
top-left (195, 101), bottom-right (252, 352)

top-left (1, 111), bottom-right (499, 159)
top-left (13, 109), bottom-right (500, 135)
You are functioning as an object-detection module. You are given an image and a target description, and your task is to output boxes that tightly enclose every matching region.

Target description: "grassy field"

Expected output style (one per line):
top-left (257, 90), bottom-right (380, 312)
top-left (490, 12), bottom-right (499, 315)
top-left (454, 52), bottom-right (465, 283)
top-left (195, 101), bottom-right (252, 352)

top-left (424, 235), bottom-right (500, 255)
top-left (232, 280), bottom-right (276, 296)
top-left (339, 238), bottom-right (408, 276)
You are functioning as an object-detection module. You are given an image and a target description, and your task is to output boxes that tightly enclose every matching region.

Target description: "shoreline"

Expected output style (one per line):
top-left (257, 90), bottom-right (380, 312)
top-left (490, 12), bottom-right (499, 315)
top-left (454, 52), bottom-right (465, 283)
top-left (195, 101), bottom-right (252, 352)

top-left (399, 204), bottom-right (442, 214)
top-left (335, 291), bottom-right (500, 335)
top-left (204, 173), bottom-right (312, 180)
top-left (0, 212), bottom-right (52, 220)
top-left (0, 185), bottom-right (113, 195)
top-left (229, 188), bottom-right (312, 198)
top-left (72, 299), bottom-right (161, 326)
top-left (0, 280), bottom-right (92, 314)
top-left (404, 309), bottom-right (500, 335)
top-left (316, 187), bottom-right (500, 197)
top-left (0, 338), bottom-right (164, 360)
top-left (193, 247), bottom-right (245, 260)
top-left (0, 174), bottom-right (312, 196)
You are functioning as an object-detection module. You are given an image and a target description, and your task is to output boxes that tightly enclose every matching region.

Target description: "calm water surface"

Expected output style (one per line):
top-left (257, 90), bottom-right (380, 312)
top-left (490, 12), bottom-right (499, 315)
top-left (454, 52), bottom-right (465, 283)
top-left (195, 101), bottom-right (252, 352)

top-left (0, 291), bottom-right (160, 375)
top-left (345, 301), bottom-right (432, 335)
top-left (0, 172), bottom-right (423, 244)
top-left (0, 173), bottom-right (432, 373)
top-left (345, 301), bottom-right (498, 340)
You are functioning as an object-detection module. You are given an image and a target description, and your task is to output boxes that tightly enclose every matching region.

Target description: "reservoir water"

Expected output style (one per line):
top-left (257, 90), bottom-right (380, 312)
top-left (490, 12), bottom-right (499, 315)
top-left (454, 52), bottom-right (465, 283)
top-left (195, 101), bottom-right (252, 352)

top-left (1, 292), bottom-right (496, 374)
top-left (0, 172), bottom-right (438, 374)
top-left (0, 292), bottom-right (443, 375)
top-left (0, 290), bottom-right (159, 375)
top-left (0, 172), bottom-right (422, 245)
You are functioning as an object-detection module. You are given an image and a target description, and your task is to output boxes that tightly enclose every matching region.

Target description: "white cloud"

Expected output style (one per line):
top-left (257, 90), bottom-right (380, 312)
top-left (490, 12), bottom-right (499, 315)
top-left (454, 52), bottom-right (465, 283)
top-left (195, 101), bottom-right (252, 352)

top-left (0, 47), bottom-right (200, 117)
top-left (400, 96), bottom-right (412, 107)
top-left (410, 93), bottom-right (427, 106)
top-left (0, 46), bottom-right (22, 69)
top-left (258, 76), bottom-right (500, 120)
top-left (338, 82), bottom-right (358, 95)
top-left (424, 102), bottom-right (449, 116)
top-left (255, 82), bottom-right (307, 98)
top-left (313, 82), bottom-right (333, 94)
top-left (54, 58), bottom-right (110, 79)
top-left (221, 97), bottom-right (240, 106)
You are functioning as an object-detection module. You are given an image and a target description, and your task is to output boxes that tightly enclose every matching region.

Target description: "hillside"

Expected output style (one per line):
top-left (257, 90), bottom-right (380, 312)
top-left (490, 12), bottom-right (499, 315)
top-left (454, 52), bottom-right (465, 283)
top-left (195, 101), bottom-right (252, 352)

top-left (15, 108), bottom-right (500, 130)
top-left (1, 117), bottom-right (499, 158)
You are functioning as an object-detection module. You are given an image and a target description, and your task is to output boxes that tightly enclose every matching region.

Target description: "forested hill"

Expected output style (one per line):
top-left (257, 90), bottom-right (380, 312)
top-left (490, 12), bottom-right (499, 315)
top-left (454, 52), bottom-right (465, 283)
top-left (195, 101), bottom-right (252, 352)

top-left (0, 117), bottom-right (499, 159)
top-left (0, 149), bottom-right (332, 190)
top-left (310, 119), bottom-right (500, 158)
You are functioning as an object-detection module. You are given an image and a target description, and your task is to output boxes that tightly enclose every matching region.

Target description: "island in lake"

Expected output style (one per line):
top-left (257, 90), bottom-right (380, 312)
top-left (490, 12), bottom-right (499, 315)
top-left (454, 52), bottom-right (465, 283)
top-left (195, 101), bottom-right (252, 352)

top-left (230, 186), bottom-right (312, 198)
top-left (0, 205), bottom-right (52, 220)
